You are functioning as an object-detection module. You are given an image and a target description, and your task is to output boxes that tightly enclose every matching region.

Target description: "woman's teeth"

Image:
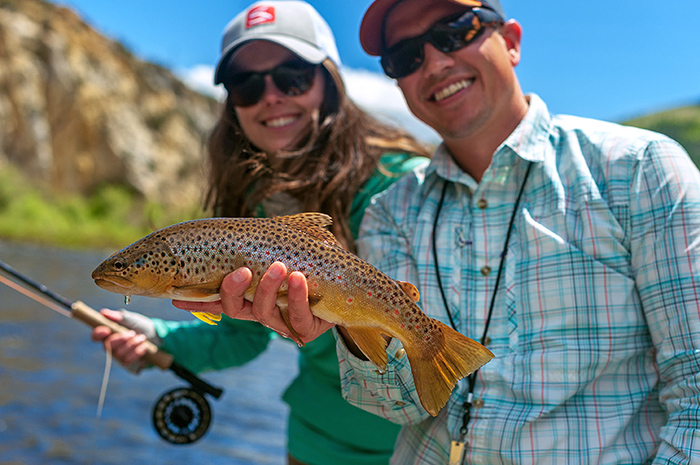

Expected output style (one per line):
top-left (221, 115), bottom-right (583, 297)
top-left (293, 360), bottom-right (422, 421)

top-left (433, 79), bottom-right (473, 102)
top-left (265, 116), bottom-right (298, 128)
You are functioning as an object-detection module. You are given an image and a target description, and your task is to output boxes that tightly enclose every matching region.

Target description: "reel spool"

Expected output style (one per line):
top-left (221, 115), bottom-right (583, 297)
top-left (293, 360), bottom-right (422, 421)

top-left (152, 387), bottom-right (212, 444)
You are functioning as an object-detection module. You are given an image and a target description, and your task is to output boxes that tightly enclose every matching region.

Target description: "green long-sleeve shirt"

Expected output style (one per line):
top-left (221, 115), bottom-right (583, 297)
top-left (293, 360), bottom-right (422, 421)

top-left (152, 153), bottom-right (428, 465)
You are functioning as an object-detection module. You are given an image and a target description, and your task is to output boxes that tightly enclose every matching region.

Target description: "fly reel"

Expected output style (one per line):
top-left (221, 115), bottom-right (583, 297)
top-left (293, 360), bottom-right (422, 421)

top-left (152, 387), bottom-right (212, 444)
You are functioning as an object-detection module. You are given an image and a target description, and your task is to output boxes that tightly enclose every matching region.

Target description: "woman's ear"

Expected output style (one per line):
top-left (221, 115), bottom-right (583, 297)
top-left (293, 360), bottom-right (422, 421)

top-left (500, 19), bottom-right (522, 66)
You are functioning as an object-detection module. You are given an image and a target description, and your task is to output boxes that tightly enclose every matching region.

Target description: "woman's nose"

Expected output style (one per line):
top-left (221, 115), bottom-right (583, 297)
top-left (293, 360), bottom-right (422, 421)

top-left (260, 74), bottom-right (285, 105)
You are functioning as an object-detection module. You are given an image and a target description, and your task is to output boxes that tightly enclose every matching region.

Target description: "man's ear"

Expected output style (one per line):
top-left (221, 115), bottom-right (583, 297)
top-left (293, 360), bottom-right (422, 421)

top-left (501, 20), bottom-right (522, 66)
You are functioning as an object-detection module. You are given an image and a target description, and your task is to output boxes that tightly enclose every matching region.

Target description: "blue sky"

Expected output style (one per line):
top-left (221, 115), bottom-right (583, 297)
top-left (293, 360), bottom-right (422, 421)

top-left (49, 0), bottom-right (699, 141)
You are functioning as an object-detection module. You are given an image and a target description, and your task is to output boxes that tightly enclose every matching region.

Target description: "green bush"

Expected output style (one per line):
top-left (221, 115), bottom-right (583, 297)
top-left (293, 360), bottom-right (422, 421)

top-left (0, 165), bottom-right (204, 249)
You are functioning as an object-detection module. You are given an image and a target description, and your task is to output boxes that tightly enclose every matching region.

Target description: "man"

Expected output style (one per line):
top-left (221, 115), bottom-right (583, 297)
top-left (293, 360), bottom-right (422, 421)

top-left (178, 0), bottom-right (700, 463)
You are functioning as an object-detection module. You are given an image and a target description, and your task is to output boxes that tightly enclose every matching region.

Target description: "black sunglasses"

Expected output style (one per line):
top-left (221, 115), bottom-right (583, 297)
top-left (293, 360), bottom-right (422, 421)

top-left (223, 60), bottom-right (320, 107)
top-left (380, 8), bottom-right (504, 79)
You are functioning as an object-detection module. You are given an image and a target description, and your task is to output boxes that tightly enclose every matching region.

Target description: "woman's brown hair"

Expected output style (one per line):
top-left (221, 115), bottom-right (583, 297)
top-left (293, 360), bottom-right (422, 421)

top-left (205, 58), bottom-right (430, 251)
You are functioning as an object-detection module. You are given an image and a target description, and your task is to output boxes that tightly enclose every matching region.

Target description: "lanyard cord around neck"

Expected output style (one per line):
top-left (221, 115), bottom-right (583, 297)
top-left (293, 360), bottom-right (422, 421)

top-left (431, 161), bottom-right (532, 449)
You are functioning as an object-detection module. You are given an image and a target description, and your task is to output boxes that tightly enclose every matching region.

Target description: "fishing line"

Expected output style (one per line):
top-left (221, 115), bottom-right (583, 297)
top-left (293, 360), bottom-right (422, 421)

top-left (0, 258), bottom-right (224, 444)
top-left (87, 340), bottom-right (113, 465)
top-left (97, 340), bottom-right (113, 419)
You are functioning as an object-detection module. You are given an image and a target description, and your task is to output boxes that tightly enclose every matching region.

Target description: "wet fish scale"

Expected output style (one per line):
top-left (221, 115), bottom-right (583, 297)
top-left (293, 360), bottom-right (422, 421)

top-left (92, 213), bottom-right (493, 416)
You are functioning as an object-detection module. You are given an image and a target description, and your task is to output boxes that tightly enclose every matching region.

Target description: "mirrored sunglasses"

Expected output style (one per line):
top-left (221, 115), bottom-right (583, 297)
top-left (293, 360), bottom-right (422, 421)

top-left (223, 61), bottom-right (320, 107)
top-left (380, 8), bottom-right (504, 79)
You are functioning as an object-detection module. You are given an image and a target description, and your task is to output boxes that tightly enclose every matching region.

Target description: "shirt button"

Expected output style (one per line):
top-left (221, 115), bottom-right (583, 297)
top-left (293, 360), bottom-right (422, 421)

top-left (477, 198), bottom-right (488, 209)
top-left (472, 398), bottom-right (485, 409)
top-left (394, 401), bottom-right (406, 407)
top-left (481, 266), bottom-right (491, 276)
top-left (395, 348), bottom-right (406, 359)
top-left (483, 336), bottom-right (491, 346)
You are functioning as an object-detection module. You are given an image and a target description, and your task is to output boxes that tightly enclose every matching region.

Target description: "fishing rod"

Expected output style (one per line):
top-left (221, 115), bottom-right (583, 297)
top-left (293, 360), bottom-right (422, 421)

top-left (0, 258), bottom-right (223, 444)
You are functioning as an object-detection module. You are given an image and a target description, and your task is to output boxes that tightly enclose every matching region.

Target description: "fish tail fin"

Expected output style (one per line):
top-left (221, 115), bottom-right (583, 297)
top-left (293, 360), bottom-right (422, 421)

top-left (405, 323), bottom-right (494, 416)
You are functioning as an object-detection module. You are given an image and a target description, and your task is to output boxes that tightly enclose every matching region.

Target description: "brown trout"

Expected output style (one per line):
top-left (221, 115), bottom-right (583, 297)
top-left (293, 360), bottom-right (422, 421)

top-left (92, 213), bottom-right (493, 416)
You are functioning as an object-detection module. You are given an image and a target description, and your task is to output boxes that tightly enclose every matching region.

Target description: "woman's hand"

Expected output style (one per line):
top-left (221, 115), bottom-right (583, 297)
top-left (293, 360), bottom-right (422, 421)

top-left (91, 309), bottom-right (160, 371)
top-left (172, 262), bottom-right (334, 345)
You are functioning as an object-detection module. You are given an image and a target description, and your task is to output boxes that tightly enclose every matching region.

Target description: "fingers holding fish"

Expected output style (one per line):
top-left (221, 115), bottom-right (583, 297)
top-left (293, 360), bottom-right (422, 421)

top-left (286, 271), bottom-right (335, 343)
top-left (171, 299), bottom-right (223, 313)
top-left (217, 263), bottom-right (332, 345)
top-left (241, 262), bottom-right (306, 344)
top-left (170, 267), bottom-right (250, 317)
top-left (242, 261), bottom-right (288, 329)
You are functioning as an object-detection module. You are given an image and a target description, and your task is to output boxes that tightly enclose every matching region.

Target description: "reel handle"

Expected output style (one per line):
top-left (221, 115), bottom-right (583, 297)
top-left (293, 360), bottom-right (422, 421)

top-left (71, 300), bottom-right (174, 370)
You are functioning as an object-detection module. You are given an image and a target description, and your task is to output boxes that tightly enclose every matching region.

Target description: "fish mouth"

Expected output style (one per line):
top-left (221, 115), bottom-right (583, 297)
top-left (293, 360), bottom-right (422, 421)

top-left (93, 276), bottom-right (135, 292)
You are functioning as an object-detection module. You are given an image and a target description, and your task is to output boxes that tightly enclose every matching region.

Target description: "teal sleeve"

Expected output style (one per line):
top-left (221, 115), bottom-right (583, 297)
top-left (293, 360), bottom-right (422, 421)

top-left (152, 316), bottom-right (275, 374)
top-left (348, 153), bottom-right (429, 239)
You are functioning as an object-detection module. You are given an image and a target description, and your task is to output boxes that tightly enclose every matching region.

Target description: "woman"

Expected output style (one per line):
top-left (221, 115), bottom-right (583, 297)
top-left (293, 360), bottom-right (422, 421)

top-left (92, 2), bottom-right (430, 464)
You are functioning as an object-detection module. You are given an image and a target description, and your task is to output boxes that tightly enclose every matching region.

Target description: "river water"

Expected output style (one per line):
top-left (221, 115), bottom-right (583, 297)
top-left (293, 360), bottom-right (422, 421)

top-left (0, 240), bottom-right (298, 464)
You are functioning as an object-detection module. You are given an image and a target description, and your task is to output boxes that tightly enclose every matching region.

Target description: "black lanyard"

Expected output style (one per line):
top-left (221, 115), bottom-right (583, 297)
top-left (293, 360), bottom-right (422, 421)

top-left (431, 161), bottom-right (532, 460)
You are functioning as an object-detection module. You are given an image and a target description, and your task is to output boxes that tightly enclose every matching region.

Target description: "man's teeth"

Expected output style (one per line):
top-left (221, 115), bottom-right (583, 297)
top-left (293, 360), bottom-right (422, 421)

top-left (434, 79), bottom-right (472, 102)
top-left (265, 116), bottom-right (297, 127)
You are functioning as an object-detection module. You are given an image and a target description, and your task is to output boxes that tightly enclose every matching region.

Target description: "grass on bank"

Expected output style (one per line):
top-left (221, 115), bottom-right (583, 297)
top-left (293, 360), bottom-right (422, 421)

top-left (0, 165), bottom-right (205, 250)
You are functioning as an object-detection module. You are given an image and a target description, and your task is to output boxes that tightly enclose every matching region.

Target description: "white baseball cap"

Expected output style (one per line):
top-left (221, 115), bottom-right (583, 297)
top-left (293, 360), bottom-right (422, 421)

top-left (214, 1), bottom-right (341, 85)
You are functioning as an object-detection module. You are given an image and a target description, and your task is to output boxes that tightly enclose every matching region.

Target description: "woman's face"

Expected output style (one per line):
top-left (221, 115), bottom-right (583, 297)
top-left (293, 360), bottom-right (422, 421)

top-left (229, 41), bottom-right (326, 155)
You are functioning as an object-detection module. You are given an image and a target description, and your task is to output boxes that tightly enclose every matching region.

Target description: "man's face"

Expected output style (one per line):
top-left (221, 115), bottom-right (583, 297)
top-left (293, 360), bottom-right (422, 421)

top-left (384, 0), bottom-right (521, 143)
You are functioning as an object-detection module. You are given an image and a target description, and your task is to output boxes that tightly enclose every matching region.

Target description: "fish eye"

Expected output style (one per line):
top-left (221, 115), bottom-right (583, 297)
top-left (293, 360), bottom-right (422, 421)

top-left (113, 260), bottom-right (125, 270)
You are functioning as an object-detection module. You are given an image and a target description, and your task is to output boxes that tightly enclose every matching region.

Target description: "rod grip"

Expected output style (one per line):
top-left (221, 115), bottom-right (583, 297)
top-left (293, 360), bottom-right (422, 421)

top-left (71, 300), bottom-right (174, 370)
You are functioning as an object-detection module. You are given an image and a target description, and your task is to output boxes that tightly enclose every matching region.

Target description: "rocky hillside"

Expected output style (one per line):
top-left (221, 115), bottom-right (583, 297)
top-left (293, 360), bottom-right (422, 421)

top-left (0, 0), bottom-right (220, 208)
top-left (1, 0), bottom-right (698, 215)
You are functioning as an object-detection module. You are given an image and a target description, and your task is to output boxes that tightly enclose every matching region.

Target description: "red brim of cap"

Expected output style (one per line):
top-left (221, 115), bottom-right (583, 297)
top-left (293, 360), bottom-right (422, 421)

top-left (360, 0), bottom-right (483, 56)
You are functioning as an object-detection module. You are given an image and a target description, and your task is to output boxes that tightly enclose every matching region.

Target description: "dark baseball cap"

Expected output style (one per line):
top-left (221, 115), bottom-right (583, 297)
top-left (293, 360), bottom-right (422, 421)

top-left (360, 0), bottom-right (506, 56)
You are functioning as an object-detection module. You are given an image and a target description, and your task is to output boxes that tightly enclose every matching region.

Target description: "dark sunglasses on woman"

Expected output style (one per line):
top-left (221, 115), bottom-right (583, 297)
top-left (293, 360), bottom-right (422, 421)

top-left (223, 60), bottom-right (320, 107)
top-left (380, 7), bottom-right (504, 79)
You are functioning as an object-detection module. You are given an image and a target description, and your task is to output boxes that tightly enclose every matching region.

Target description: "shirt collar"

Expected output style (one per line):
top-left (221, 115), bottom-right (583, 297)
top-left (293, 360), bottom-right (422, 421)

top-left (425, 93), bottom-right (552, 187)
top-left (500, 93), bottom-right (551, 165)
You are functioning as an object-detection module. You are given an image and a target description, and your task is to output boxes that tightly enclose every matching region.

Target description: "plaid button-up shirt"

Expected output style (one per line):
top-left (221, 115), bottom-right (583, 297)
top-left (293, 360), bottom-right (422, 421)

top-left (338, 95), bottom-right (700, 464)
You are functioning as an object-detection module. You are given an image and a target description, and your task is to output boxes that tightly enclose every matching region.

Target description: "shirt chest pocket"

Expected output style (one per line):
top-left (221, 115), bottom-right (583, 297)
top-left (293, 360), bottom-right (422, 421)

top-left (501, 201), bottom-right (647, 374)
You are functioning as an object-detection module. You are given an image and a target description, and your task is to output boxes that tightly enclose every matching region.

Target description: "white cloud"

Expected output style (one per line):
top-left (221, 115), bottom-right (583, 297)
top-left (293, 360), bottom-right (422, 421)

top-left (175, 65), bottom-right (227, 101)
top-left (176, 64), bottom-right (439, 144)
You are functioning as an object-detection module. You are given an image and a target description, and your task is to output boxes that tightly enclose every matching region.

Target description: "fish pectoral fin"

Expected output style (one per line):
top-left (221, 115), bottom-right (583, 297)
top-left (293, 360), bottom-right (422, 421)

top-left (343, 326), bottom-right (389, 371)
top-left (307, 292), bottom-right (322, 307)
top-left (191, 312), bottom-right (222, 325)
top-left (397, 281), bottom-right (420, 302)
top-left (275, 294), bottom-right (305, 347)
top-left (172, 281), bottom-right (221, 299)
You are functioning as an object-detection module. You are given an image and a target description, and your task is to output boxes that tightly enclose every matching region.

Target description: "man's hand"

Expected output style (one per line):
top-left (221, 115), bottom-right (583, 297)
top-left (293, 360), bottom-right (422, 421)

top-left (172, 262), bottom-right (334, 345)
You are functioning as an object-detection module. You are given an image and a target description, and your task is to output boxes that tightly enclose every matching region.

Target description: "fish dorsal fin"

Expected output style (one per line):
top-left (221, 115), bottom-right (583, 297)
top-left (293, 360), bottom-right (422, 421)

top-left (397, 281), bottom-right (420, 302)
top-left (272, 213), bottom-right (339, 245)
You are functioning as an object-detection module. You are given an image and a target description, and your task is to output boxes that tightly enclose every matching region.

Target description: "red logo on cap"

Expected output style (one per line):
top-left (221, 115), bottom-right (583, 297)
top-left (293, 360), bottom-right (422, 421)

top-left (246, 6), bottom-right (275, 28)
